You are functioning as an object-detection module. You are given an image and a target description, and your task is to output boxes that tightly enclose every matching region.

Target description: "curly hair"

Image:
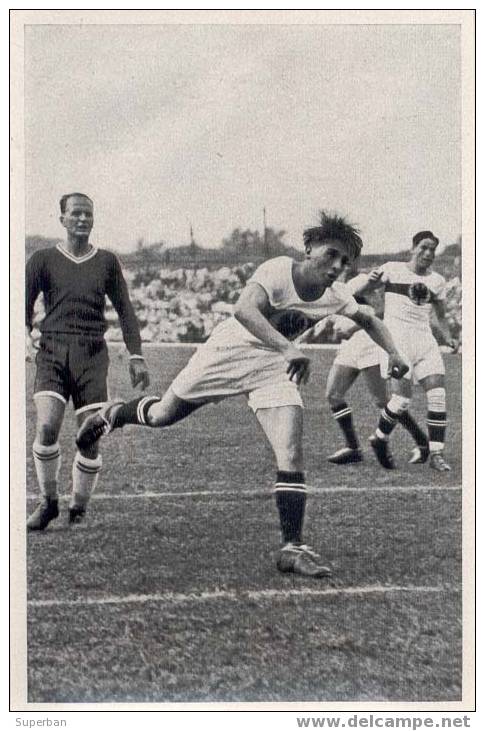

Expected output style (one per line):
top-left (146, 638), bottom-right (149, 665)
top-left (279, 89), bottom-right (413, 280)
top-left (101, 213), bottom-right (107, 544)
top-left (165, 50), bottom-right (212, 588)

top-left (303, 210), bottom-right (363, 260)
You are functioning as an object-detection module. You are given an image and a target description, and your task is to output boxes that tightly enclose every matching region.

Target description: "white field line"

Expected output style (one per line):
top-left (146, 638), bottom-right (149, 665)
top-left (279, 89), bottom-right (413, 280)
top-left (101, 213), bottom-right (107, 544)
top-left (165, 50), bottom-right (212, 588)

top-left (109, 342), bottom-right (338, 351)
top-left (109, 342), bottom-right (455, 352)
top-left (28, 584), bottom-right (459, 609)
top-left (26, 484), bottom-right (461, 501)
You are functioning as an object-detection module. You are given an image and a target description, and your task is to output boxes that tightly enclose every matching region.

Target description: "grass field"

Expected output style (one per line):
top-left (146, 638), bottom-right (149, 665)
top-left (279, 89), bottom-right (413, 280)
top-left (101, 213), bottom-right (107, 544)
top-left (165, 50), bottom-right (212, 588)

top-left (26, 346), bottom-right (462, 703)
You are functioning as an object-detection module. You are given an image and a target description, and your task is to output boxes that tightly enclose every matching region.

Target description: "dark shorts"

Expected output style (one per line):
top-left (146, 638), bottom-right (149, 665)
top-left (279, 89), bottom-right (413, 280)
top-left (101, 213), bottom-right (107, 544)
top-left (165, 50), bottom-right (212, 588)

top-left (34, 334), bottom-right (109, 414)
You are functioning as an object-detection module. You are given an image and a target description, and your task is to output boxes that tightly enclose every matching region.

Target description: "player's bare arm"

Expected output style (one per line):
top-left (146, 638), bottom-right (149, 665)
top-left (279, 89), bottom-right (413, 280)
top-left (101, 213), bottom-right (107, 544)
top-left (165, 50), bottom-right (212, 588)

top-left (350, 308), bottom-right (408, 378)
top-left (350, 269), bottom-right (385, 299)
top-left (432, 300), bottom-right (457, 350)
top-left (301, 303), bottom-right (376, 345)
top-left (234, 282), bottom-right (310, 385)
top-left (295, 315), bottom-right (335, 344)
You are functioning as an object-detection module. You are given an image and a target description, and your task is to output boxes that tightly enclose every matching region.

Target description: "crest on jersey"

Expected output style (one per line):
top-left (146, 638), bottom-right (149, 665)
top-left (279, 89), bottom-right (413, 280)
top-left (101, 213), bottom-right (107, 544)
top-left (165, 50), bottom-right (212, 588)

top-left (408, 282), bottom-right (431, 305)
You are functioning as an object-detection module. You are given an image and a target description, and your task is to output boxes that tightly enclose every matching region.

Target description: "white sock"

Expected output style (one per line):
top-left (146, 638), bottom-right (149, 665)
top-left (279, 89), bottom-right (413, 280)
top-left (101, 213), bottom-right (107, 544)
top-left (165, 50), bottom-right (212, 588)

top-left (70, 453), bottom-right (102, 509)
top-left (33, 441), bottom-right (61, 498)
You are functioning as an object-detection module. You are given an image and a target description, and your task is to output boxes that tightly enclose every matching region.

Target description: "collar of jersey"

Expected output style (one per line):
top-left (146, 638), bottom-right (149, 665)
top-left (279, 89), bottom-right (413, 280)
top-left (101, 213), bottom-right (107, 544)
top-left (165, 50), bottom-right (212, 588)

top-left (56, 243), bottom-right (98, 263)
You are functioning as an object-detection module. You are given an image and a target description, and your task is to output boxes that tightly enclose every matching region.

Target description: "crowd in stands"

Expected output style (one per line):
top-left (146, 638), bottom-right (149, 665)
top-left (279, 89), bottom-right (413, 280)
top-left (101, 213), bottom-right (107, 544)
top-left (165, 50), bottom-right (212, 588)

top-left (31, 259), bottom-right (462, 347)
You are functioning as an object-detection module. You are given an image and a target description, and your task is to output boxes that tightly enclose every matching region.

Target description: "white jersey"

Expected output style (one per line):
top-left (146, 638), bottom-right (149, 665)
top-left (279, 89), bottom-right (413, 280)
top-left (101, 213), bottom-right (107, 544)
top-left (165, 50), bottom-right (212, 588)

top-left (378, 261), bottom-right (446, 332)
top-left (207, 256), bottom-right (359, 348)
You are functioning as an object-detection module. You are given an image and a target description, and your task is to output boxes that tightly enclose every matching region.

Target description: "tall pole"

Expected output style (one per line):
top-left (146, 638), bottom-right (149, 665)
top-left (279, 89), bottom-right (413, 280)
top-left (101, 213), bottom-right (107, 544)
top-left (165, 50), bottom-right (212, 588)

top-left (263, 206), bottom-right (268, 257)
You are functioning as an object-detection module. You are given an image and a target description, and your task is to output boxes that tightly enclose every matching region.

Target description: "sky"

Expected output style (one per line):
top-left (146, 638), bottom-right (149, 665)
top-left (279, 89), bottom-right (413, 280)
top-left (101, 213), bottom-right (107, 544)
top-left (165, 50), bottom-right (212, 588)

top-left (24, 23), bottom-right (461, 254)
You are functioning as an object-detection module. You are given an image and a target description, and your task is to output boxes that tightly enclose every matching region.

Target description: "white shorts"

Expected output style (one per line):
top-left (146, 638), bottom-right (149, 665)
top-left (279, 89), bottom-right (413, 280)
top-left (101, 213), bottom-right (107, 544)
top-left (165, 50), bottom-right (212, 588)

top-left (379, 326), bottom-right (444, 382)
top-left (334, 330), bottom-right (381, 371)
top-left (170, 341), bottom-right (303, 412)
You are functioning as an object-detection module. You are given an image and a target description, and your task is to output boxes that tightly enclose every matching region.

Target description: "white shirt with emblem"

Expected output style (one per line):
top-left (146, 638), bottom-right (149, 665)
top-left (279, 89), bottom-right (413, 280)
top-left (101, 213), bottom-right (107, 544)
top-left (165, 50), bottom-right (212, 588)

top-left (207, 256), bottom-right (359, 348)
top-left (378, 261), bottom-right (446, 333)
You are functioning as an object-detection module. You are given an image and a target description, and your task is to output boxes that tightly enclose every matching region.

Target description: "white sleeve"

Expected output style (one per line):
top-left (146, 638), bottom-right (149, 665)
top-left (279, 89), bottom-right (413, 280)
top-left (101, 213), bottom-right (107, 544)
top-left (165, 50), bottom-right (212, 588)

top-left (434, 275), bottom-right (447, 301)
top-left (247, 258), bottom-right (287, 305)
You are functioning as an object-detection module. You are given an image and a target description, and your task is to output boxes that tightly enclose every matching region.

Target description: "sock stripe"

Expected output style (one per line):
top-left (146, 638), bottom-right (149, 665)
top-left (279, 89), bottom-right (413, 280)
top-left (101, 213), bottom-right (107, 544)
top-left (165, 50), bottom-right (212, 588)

top-left (33, 451), bottom-right (60, 461)
top-left (75, 463), bottom-right (101, 475)
top-left (274, 484), bottom-right (307, 493)
top-left (381, 412), bottom-right (396, 425)
top-left (137, 396), bottom-right (160, 425)
top-left (137, 398), bottom-right (148, 425)
top-left (427, 411), bottom-right (447, 419)
top-left (333, 408), bottom-right (352, 419)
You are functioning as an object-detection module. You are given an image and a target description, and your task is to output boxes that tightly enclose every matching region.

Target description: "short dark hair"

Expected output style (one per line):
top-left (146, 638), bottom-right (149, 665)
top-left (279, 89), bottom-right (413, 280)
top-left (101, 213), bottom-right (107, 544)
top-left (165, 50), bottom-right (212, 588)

top-left (59, 193), bottom-right (93, 214)
top-left (303, 210), bottom-right (363, 260)
top-left (412, 230), bottom-right (439, 248)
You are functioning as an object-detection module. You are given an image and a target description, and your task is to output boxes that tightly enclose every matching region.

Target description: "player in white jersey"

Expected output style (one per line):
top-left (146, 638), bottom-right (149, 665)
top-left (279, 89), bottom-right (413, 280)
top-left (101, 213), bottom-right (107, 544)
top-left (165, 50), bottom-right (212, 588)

top-left (300, 271), bottom-right (429, 464)
top-left (356, 231), bottom-right (456, 472)
top-left (77, 211), bottom-right (408, 578)
top-left (298, 267), bottom-right (428, 465)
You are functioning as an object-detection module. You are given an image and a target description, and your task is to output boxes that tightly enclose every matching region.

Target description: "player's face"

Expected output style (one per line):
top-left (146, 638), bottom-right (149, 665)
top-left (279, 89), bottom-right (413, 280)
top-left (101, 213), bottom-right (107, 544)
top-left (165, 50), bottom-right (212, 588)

top-left (411, 239), bottom-right (437, 272)
top-left (306, 239), bottom-right (352, 285)
top-left (60, 196), bottom-right (94, 240)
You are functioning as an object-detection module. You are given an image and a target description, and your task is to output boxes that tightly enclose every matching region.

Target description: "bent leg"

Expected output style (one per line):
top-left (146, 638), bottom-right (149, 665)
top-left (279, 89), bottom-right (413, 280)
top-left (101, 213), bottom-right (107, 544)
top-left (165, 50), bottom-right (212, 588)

top-left (326, 364), bottom-right (361, 452)
top-left (420, 374), bottom-right (448, 461)
top-left (144, 388), bottom-right (208, 427)
top-left (364, 367), bottom-right (428, 449)
top-left (76, 388), bottom-right (209, 451)
top-left (325, 364), bottom-right (359, 407)
top-left (362, 366), bottom-right (387, 409)
top-left (70, 408), bottom-right (105, 515)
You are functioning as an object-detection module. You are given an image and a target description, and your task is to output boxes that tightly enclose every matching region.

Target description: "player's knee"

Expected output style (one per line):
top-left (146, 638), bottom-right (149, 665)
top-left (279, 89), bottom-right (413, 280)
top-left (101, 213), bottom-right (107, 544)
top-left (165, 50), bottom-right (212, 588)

top-left (427, 387), bottom-right (446, 411)
top-left (387, 394), bottom-right (410, 414)
top-left (36, 423), bottom-right (59, 446)
top-left (279, 439), bottom-right (304, 471)
top-left (79, 442), bottom-right (99, 460)
top-left (326, 391), bottom-right (342, 407)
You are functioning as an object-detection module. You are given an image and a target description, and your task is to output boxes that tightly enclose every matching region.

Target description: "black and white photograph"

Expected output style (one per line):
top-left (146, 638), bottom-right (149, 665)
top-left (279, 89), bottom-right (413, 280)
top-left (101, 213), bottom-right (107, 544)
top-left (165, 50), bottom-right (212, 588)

top-left (10, 9), bottom-right (475, 713)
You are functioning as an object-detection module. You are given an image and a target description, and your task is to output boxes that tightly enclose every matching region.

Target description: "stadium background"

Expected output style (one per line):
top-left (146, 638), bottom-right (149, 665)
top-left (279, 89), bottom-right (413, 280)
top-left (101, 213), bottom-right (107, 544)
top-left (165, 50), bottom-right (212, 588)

top-left (25, 231), bottom-right (463, 703)
top-left (26, 230), bottom-right (462, 346)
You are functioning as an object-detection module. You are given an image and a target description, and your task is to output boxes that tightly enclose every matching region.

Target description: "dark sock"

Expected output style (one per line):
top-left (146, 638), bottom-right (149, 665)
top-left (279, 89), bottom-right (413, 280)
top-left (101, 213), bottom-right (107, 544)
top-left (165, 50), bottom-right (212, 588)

top-left (113, 396), bottom-right (161, 428)
top-left (331, 402), bottom-right (359, 450)
top-left (274, 470), bottom-right (306, 544)
top-left (426, 410), bottom-right (447, 446)
top-left (397, 410), bottom-right (428, 447)
top-left (376, 405), bottom-right (399, 439)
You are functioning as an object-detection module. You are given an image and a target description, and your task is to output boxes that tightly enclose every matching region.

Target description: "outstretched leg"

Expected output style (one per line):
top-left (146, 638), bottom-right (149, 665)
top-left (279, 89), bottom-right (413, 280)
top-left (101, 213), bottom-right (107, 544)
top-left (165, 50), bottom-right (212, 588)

top-left (69, 408), bottom-right (104, 524)
top-left (76, 388), bottom-right (207, 450)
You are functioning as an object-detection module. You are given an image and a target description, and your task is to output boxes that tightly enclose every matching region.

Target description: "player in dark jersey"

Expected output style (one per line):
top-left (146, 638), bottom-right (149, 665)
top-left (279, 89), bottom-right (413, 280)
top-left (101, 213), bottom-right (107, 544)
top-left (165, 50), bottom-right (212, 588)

top-left (26, 193), bottom-right (150, 530)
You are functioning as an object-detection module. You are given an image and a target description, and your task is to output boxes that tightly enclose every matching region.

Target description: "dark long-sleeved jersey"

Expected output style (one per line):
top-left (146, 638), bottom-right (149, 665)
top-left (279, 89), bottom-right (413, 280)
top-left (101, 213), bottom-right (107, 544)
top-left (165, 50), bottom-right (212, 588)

top-left (26, 244), bottom-right (142, 355)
